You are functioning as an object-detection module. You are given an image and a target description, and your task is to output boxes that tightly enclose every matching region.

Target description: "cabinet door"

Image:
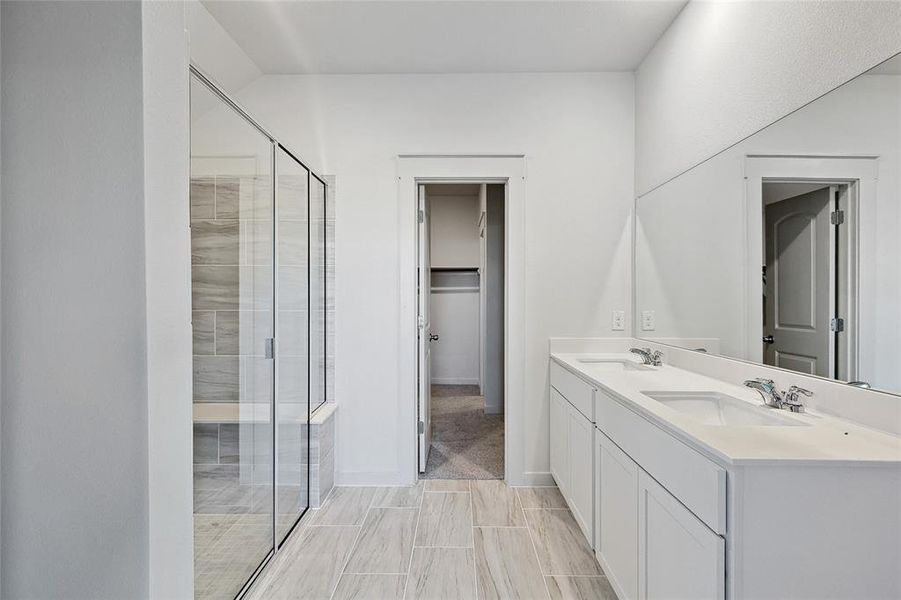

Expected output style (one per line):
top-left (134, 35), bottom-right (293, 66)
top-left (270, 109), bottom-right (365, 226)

top-left (549, 387), bottom-right (569, 496)
top-left (598, 432), bottom-right (639, 600)
top-left (568, 403), bottom-right (594, 544)
top-left (638, 470), bottom-right (725, 600)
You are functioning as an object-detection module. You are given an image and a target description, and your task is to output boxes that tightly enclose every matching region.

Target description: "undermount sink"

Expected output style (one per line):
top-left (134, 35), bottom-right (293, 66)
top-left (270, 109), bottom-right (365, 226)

top-left (576, 358), bottom-right (653, 372)
top-left (641, 391), bottom-right (809, 427)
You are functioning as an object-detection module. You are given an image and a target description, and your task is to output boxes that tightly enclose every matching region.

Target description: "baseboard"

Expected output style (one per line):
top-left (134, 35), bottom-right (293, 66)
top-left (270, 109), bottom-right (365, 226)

top-left (517, 471), bottom-right (556, 486)
top-left (335, 469), bottom-right (414, 486)
top-left (431, 377), bottom-right (480, 385)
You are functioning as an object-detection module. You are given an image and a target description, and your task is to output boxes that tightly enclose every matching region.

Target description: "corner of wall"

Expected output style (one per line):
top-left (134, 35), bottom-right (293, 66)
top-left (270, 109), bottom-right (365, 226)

top-left (143, 2), bottom-right (194, 598)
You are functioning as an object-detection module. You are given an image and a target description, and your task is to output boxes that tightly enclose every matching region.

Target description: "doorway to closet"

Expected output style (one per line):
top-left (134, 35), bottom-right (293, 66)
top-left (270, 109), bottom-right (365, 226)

top-left (418, 183), bottom-right (506, 480)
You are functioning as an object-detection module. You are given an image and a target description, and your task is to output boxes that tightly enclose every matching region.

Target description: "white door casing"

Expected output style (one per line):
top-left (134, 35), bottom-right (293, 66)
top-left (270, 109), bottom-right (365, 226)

top-left (397, 155), bottom-right (525, 485)
top-left (417, 184), bottom-right (432, 472)
top-left (763, 186), bottom-right (834, 377)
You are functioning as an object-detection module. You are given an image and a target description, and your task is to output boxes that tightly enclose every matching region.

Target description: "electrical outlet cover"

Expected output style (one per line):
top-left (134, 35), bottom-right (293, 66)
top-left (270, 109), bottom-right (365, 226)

top-left (612, 310), bottom-right (625, 331)
top-left (641, 310), bottom-right (656, 331)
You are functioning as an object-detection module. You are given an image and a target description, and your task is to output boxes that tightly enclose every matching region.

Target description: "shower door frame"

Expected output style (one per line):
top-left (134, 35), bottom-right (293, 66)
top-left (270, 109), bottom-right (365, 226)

top-left (190, 63), bottom-right (327, 600)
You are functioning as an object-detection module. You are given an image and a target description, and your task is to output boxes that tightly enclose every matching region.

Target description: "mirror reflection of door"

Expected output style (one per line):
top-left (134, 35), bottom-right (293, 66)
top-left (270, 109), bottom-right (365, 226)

top-left (763, 184), bottom-right (837, 377)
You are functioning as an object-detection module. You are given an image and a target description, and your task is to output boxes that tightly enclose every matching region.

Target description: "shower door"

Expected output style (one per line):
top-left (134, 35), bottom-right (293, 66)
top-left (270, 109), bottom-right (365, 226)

top-left (190, 66), bottom-right (321, 599)
top-left (189, 71), bottom-right (276, 600)
top-left (275, 147), bottom-right (311, 545)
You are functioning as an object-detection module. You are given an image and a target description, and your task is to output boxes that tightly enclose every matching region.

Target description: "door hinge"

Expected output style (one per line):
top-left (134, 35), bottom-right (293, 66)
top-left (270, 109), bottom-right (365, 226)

top-left (417, 315), bottom-right (424, 329)
top-left (830, 210), bottom-right (845, 225)
top-left (418, 421), bottom-right (425, 434)
top-left (418, 210), bottom-right (424, 223)
top-left (830, 318), bottom-right (845, 332)
top-left (264, 337), bottom-right (275, 359)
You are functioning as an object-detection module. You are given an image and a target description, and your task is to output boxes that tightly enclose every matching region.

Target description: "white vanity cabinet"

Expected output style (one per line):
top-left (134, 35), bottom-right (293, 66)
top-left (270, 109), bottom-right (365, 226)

top-left (638, 470), bottom-right (725, 600)
top-left (595, 432), bottom-right (638, 600)
top-left (567, 403), bottom-right (594, 539)
top-left (550, 354), bottom-right (901, 600)
top-left (549, 387), bottom-right (569, 495)
top-left (549, 357), bottom-right (726, 600)
top-left (549, 362), bottom-right (595, 545)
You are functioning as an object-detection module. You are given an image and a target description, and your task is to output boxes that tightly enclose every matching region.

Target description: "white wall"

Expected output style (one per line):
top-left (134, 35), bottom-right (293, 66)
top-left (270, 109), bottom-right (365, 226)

top-left (428, 185), bottom-right (481, 385)
top-left (219, 72), bottom-right (634, 483)
top-left (636, 72), bottom-right (901, 393)
top-left (429, 186), bottom-right (480, 268)
top-left (1, 2), bottom-right (149, 597)
top-left (143, 2), bottom-right (193, 598)
top-left (430, 288), bottom-right (480, 385)
top-left (636, 0), bottom-right (901, 194)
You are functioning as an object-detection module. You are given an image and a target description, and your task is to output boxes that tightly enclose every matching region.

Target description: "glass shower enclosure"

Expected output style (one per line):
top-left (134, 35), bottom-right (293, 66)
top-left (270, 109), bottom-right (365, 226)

top-left (189, 66), bottom-right (327, 599)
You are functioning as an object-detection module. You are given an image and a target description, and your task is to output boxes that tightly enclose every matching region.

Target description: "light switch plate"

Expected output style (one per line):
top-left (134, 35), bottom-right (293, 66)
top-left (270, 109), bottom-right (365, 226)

top-left (641, 310), bottom-right (656, 331)
top-left (612, 310), bottom-right (625, 331)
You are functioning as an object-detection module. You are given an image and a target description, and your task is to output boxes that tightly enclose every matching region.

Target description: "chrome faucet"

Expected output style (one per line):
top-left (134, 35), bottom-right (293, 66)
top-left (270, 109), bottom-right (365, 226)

top-left (630, 347), bottom-right (663, 366)
top-left (743, 378), bottom-right (784, 409)
top-left (783, 386), bottom-right (813, 413)
top-left (743, 378), bottom-right (813, 413)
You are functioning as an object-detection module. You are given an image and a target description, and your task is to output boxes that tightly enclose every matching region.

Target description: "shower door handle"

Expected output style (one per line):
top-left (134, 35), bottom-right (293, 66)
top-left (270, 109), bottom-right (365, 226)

top-left (429, 334), bottom-right (440, 342)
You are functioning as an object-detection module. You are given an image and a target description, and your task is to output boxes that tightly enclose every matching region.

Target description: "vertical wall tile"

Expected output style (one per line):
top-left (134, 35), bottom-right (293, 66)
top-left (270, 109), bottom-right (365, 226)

top-left (192, 311), bottom-right (215, 355)
top-left (193, 356), bottom-right (240, 402)
top-left (190, 177), bottom-right (215, 219)
top-left (215, 176), bottom-right (240, 219)
top-left (191, 220), bottom-right (239, 265)
top-left (192, 266), bottom-right (239, 310)
top-left (277, 220), bottom-right (308, 266)
top-left (215, 311), bottom-right (239, 355)
top-left (278, 310), bottom-right (308, 357)
top-left (219, 423), bottom-right (239, 464)
top-left (193, 424), bottom-right (219, 464)
top-left (242, 220), bottom-right (273, 266)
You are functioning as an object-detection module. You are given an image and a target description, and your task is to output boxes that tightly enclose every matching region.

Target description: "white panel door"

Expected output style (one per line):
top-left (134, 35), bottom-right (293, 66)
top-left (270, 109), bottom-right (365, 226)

top-left (598, 432), bottom-right (639, 600)
top-left (417, 185), bottom-right (432, 472)
top-left (549, 387), bottom-right (569, 496)
top-left (638, 470), bottom-right (725, 600)
top-left (568, 404), bottom-right (594, 545)
top-left (764, 187), bottom-right (834, 377)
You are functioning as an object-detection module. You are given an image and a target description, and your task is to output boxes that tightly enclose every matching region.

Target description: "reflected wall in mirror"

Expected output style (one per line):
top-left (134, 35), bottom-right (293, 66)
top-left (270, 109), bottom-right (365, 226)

top-left (636, 53), bottom-right (901, 395)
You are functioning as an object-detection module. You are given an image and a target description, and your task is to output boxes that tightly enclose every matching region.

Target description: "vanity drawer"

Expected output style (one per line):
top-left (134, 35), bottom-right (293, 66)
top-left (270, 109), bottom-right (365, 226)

top-left (550, 360), bottom-right (595, 422)
top-left (596, 389), bottom-right (726, 535)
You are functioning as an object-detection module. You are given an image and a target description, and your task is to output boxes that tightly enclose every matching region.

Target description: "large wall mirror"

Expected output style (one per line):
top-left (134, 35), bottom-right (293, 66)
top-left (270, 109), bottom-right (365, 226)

top-left (635, 52), bottom-right (901, 396)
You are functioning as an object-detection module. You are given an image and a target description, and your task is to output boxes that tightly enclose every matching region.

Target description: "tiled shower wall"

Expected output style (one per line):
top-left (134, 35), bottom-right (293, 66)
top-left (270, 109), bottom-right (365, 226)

top-left (190, 173), bottom-right (280, 406)
top-left (190, 173), bottom-right (335, 464)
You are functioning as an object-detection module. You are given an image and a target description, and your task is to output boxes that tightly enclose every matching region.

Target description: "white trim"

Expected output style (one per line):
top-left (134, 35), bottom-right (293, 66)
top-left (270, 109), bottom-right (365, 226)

top-left (397, 155), bottom-right (526, 485)
top-left (143, 4), bottom-right (193, 597)
top-left (744, 155), bottom-right (876, 374)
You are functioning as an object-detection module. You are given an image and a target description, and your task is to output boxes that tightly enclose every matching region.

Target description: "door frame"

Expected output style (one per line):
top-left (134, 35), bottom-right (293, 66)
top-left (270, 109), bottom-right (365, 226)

top-left (744, 155), bottom-right (877, 380)
top-left (397, 155), bottom-right (525, 485)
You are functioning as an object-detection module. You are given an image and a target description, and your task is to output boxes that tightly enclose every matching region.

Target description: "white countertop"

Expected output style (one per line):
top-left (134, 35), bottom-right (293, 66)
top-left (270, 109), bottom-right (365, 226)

top-left (551, 352), bottom-right (901, 467)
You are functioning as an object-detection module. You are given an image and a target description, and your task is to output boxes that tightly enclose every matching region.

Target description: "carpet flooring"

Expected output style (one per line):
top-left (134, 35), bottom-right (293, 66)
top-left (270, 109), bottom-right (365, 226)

top-left (420, 384), bottom-right (504, 480)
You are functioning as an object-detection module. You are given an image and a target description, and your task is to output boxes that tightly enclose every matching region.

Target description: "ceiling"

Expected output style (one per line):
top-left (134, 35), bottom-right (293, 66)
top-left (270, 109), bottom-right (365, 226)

top-left (868, 52), bottom-right (901, 75)
top-left (201, 0), bottom-right (688, 74)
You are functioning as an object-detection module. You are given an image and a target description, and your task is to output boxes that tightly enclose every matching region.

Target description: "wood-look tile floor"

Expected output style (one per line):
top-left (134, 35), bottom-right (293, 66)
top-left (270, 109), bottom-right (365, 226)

top-left (247, 480), bottom-right (617, 600)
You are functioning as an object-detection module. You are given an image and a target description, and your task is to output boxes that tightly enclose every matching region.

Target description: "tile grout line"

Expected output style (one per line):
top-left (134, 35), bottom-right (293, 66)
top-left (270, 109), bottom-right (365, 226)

top-left (326, 494), bottom-right (372, 600)
top-left (520, 488), bottom-right (553, 600)
top-left (470, 479), bottom-right (479, 600)
top-left (401, 484), bottom-right (426, 600)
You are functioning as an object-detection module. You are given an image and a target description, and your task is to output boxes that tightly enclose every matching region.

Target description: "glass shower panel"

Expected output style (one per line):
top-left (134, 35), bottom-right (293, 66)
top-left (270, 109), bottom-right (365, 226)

top-left (310, 177), bottom-right (327, 412)
top-left (275, 147), bottom-right (310, 545)
top-left (189, 73), bottom-right (274, 600)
